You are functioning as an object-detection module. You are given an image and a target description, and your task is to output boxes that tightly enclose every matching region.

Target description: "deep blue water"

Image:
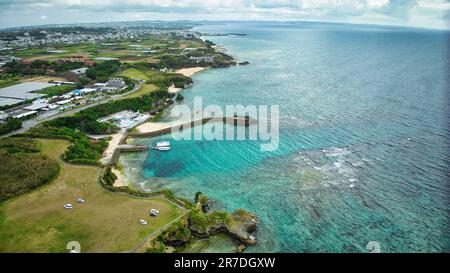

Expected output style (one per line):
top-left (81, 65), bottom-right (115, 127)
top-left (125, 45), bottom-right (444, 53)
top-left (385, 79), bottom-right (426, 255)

top-left (121, 22), bottom-right (450, 252)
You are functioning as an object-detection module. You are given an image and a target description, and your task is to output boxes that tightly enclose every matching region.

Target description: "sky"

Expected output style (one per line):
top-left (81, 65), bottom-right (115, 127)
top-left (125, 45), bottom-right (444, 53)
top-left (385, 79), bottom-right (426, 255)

top-left (0, 0), bottom-right (449, 30)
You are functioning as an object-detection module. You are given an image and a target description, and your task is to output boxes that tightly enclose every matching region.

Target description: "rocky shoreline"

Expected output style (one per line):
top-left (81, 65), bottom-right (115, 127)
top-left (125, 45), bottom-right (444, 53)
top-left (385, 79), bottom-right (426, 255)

top-left (150, 193), bottom-right (258, 253)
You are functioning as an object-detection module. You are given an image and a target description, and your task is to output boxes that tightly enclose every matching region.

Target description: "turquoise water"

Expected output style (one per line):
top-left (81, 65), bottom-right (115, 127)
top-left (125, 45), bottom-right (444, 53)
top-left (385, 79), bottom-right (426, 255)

top-left (121, 22), bottom-right (450, 252)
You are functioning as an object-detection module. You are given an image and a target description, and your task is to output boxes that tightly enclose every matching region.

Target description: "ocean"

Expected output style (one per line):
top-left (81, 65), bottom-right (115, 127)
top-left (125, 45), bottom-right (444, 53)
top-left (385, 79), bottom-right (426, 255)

top-left (120, 22), bottom-right (450, 252)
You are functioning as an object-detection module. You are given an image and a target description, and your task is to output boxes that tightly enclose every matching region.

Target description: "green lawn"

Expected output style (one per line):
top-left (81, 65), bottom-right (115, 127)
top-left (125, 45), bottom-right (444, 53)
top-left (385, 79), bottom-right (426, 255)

top-left (32, 85), bottom-right (75, 97)
top-left (121, 84), bottom-right (157, 99)
top-left (0, 77), bottom-right (20, 88)
top-left (118, 68), bottom-right (150, 81)
top-left (0, 139), bottom-right (185, 253)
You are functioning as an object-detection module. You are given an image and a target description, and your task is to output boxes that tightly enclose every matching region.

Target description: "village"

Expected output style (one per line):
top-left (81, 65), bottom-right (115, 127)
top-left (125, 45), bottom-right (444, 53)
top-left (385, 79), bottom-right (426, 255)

top-left (0, 76), bottom-right (129, 120)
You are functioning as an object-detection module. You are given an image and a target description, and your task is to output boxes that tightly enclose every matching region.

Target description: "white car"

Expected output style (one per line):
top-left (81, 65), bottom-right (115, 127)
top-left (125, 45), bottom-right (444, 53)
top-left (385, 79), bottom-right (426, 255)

top-left (64, 204), bottom-right (73, 209)
top-left (77, 198), bottom-right (85, 203)
top-left (139, 219), bottom-right (148, 225)
top-left (150, 209), bottom-right (160, 216)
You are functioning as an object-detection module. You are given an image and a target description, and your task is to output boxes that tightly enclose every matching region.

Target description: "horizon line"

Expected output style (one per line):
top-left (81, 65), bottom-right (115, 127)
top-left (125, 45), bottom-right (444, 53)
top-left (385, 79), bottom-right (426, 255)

top-left (1, 19), bottom-right (449, 32)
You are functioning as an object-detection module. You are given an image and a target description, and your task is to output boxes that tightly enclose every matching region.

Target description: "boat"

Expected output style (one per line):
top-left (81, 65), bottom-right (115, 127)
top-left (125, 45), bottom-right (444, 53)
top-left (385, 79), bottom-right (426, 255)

top-left (156, 141), bottom-right (170, 147)
top-left (157, 146), bottom-right (171, 151)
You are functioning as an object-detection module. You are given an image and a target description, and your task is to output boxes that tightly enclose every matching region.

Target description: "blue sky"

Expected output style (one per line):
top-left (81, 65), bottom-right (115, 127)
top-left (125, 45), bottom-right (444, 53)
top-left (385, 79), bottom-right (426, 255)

top-left (0, 0), bottom-right (448, 29)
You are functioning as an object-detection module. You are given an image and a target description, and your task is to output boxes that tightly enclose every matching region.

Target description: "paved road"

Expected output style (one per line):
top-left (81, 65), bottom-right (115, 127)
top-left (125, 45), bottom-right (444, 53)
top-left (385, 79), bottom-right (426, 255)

top-left (0, 83), bottom-right (142, 139)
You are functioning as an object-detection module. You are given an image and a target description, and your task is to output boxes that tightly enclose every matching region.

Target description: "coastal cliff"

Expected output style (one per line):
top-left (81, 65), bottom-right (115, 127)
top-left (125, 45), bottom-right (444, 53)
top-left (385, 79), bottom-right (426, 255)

top-left (151, 193), bottom-right (258, 253)
top-left (187, 193), bottom-right (258, 245)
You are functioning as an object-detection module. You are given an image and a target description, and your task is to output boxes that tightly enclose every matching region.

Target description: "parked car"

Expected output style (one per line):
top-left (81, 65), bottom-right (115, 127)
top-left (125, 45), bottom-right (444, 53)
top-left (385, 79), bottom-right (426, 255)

top-left (150, 209), bottom-right (159, 217)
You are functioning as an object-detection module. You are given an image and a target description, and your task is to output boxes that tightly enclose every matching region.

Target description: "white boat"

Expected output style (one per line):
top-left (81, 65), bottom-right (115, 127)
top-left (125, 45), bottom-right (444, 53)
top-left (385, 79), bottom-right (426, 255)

top-left (157, 146), bottom-right (171, 151)
top-left (156, 141), bottom-right (170, 147)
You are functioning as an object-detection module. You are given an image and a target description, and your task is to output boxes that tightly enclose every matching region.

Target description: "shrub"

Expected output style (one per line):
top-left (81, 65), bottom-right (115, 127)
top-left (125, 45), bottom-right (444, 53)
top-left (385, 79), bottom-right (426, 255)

top-left (103, 167), bottom-right (117, 186)
top-left (21, 125), bottom-right (108, 165)
top-left (0, 138), bottom-right (60, 201)
top-left (0, 118), bottom-right (22, 136)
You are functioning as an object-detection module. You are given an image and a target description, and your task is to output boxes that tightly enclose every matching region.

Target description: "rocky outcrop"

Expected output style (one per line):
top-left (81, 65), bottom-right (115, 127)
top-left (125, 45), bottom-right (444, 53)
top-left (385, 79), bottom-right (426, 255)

top-left (188, 204), bottom-right (258, 246)
top-left (159, 218), bottom-right (191, 247)
top-left (227, 209), bottom-right (258, 245)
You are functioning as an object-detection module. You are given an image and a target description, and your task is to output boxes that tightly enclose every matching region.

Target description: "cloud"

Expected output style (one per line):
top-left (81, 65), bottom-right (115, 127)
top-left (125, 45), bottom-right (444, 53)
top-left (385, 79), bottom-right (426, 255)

top-left (0, 0), bottom-right (448, 29)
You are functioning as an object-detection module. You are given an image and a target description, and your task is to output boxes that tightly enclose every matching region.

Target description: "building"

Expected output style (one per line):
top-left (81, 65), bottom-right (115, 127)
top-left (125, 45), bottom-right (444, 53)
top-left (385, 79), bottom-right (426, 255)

top-left (71, 67), bottom-right (88, 76)
top-left (106, 78), bottom-right (126, 89)
top-left (97, 110), bottom-right (150, 132)
top-left (23, 101), bottom-right (49, 111)
top-left (189, 56), bottom-right (214, 63)
top-left (11, 109), bottom-right (38, 119)
top-left (53, 81), bottom-right (76, 85)
top-left (93, 83), bottom-right (107, 88)
top-left (71, 89), bottom-right (81, 96)
top-left (0, 111), bottom-right (9, 120)
top-left (79, 88), bottom-right (97, 95)
top-left (56, 98), bottom-right (74, 105)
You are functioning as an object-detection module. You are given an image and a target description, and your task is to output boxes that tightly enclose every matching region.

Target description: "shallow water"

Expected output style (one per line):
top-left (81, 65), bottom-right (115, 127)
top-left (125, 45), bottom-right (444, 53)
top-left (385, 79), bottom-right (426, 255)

top-left (120, 22), bottom-right (450, 252)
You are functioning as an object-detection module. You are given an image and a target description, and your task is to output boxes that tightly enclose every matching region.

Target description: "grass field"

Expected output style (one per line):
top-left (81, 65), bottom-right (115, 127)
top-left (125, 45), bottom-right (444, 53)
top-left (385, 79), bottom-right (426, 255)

top-left (13, 37), bottom-right (201, 63)
top-left (121, 84), bottom-right (158, 99)
top-left (0, 77), bottom-right (20, 88)
top-left (21, 76), bottom-right (67, 83)
top-left (118, 68), bottom-right (150, 81)
top-left (0, 139), bottom-right (185, 253)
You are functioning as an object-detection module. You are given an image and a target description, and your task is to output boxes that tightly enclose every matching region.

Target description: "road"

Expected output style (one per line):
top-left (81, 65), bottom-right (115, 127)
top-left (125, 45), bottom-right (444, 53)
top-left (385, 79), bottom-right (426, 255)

top-left (0, 83), bottom-right (142, 139)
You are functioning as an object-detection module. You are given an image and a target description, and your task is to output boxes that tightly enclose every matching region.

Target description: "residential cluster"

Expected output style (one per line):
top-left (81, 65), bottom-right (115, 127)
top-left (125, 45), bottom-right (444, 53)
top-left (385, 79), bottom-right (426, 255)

top-left (0, 78), bottom-right (127, 121)
top-left (0, 26), bottom-right (201, 50)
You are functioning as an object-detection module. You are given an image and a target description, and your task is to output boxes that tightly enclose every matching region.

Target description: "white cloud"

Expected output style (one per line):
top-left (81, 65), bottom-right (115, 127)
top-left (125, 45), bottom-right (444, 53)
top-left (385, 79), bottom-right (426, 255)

top-left (0, 0), bottom-right (449, 29)
top-left (367, 0), bottom-right (389, 9)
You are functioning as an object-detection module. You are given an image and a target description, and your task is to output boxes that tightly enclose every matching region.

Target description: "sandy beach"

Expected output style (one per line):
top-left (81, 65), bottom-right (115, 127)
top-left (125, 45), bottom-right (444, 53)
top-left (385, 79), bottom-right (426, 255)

top-left (112, 167), bottom-right (128, 187)
top-left (168, 67), bottom-right (206, 93)
top-left (135, 121), bottom-right (176, 134)
top-left (168, 83), bottom-right (182, 93)
top-left (176, 67), bottom-right (207, 77)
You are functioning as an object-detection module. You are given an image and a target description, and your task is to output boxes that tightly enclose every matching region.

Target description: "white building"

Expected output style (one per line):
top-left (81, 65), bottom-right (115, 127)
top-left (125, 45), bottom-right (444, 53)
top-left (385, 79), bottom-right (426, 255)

top-left (23, 102), bottom-right (49, 111)
top-left (79, 88), bottom-right (98, 95)
top-left (106, 78), bottom-right (126, 89)
top-left (12, 110), bottom-right (37, 119)
top-left (0, 111), bottom-right (9, 120)
top-left (71, 67), bottom-right (88, 76)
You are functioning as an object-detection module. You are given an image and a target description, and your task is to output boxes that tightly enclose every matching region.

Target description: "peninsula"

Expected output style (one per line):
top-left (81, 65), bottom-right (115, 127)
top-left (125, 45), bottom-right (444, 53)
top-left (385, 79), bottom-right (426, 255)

top-left (0, 22), bottom-right (257, 253)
